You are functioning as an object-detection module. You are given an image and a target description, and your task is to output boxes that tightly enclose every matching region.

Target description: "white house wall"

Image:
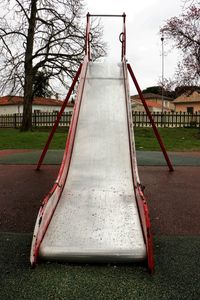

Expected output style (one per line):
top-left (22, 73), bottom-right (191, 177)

top-left (0, 104), bottom-right (73, 115)
top-left (0, 105), bottom-right (21, 114)
top-left (32, 105), bottom-right (73, 113)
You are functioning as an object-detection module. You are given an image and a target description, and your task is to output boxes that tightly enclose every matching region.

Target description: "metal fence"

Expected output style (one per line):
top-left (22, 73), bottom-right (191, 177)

top-left (0, 111), bottom-right (200, 128)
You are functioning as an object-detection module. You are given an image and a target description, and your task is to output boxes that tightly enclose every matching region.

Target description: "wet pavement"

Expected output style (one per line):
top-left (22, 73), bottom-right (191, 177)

top-left (0, 163), bottom-right (199, 235)
top-left (0, 149), bottom-right (200, 166)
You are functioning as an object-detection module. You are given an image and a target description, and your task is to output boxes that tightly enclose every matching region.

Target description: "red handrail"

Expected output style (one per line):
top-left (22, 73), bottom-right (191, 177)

top-left (36, 64), bottom-right (82, 170)
top-left (31, 57), bottom-right (89, 266)
top-left (127, 63), bottom-right (174, 172)
top-left (122, 60), bottom-right (154, 273)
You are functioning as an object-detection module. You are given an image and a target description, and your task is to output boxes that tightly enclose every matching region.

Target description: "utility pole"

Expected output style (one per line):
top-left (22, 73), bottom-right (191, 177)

top-left (161, 33), bottom-right (164, 113)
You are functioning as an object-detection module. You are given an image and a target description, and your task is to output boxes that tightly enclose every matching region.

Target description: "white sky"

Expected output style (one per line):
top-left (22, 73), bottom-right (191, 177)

top-left (0, 0), bottom-right (184, 97)
top-left (85, 0), bottom-right (183, 94)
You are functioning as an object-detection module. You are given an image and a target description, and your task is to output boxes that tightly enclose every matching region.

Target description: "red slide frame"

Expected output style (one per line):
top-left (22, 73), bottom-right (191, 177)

top-left (122, 59), bottom-right (154, 273)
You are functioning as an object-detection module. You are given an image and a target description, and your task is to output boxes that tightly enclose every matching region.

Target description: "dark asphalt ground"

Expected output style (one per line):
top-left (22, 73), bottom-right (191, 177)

top-left (0, 151), bottom-right (200, 299)
top-left (0, 164), bottom-right (200, 235)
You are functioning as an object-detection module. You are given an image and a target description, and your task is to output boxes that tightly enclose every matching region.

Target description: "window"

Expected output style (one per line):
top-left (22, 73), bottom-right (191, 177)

top-left (187, 107), bottom-right (194, 114)
top-left (164, 101), bottom-right (170, 108)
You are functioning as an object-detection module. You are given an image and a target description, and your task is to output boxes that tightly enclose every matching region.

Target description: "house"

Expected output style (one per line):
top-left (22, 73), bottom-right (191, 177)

top-left (173, 90), bottom-right (200, 113)
top-left (131, 93), bottom-right (174, 112)
top-left (0, 95), bottom-right (74, 115)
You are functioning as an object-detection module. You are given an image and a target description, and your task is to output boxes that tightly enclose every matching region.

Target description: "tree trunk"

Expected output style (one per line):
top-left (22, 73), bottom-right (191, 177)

top-left (22, 72), bottom-right (34, 131)
top-left (21, 0), bottom-right (37, 131)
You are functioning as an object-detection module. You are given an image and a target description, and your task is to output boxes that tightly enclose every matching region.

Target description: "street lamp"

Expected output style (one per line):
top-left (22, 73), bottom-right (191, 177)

top-left (161, 33), bottom-right (164, 113)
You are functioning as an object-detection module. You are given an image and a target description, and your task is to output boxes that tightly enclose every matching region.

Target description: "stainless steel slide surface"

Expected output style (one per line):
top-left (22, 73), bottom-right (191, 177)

top-left (39, 62), bottom-right (146, 262)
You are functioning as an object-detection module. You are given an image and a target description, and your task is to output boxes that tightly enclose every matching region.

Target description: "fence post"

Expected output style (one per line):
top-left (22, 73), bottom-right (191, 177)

top-left (14, 113), bottom-right (17, 128)
top-left (164, 111), bottom-right (166, 127)
top-left (33, 111), bottom-right (36, 128)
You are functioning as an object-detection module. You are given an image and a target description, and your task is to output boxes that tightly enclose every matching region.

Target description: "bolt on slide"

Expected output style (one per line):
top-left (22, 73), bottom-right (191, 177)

top-left (30, 14), bottom-right (173, 273)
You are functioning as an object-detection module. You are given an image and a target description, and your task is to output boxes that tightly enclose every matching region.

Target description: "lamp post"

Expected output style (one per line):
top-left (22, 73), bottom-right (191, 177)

top-left (161, 33), bottom-right (164, 113)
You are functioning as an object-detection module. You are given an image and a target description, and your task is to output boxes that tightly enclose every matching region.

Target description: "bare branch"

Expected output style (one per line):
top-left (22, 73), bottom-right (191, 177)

top-left (0, 28), bottom-right (27, 39)
top-left (0, 0), bottom-right (106, 130)
top-left (15, 0), bottom-right (29, 20)
top-left (161, 4), bottom-right (200, 86)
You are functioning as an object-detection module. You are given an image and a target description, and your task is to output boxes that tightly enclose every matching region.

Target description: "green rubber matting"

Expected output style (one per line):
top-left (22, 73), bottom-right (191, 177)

top-left (0, 150), bottom-right (199, 166)
top-left (1, 232), bottom-right (200, 300)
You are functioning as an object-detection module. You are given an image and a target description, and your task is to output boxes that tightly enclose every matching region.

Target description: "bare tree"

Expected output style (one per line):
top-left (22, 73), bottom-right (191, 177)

top-left (0, 0), bottom-right (106, 130)
top-left (182, 0), bottom-right (200, 8)
top-left (160, 4), bottom-right (200, 86)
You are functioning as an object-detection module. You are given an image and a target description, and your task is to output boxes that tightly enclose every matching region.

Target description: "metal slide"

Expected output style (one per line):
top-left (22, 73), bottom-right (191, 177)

top-left (39, 62), bottom-right (146, 262)
top-left (30, 13), bottom-right (158, 272)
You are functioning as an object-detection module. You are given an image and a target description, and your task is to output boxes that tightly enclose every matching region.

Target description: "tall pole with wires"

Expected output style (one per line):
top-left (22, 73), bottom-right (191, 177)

top-left (161, 33), bottom-right (164, 113)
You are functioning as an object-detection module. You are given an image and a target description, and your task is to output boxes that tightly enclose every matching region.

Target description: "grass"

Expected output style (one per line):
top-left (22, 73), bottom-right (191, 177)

top-left (0, 128), bottom-right (68, 150)
top-left (0, 127), bottom-right (200, 151)
top-left (134, 127), bottom-right (200, 151)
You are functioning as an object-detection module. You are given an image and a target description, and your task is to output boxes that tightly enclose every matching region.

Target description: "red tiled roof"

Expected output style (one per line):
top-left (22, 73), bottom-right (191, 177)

top-left (146, 101), bottom-right (162, 108)
top-left (173, 91), bottom-right (200, 103)
top-left (0, 95), bottom-right (73, 107)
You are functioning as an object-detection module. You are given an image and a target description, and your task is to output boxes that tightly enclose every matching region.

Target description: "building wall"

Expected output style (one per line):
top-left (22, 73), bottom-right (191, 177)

top-left (131, 97), bottom-right (174, 112)
top-left (131, 100), bottom-right (170, 113)
top-left (174, 102), bottom-right (200, 113)
top-left (131, 103), bottom-right (145, 112)
top-left (151, 107), bottom-right (162, 113)
top-left (150, 98), bottom-right (175, 111)
top-left (0, 104), bottom-right (73, 115)
top-left (175, 91), bottom-right (200, 102)
top-left (174, 91), bottom-right (200, 112)
top-left (132, 104), bottom-right (162, 113)
top-left (32, 105), bottom-right (73, 113)
top-left (0, 105), bottom-right (21, 114)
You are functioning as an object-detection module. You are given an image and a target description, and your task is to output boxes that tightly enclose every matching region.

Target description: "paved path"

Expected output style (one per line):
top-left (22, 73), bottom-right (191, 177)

top-left (0, 149), bottom-right (200, 165)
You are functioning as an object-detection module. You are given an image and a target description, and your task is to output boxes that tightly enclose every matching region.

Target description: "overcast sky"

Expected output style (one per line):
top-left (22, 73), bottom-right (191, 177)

top-left (0, 0), bottom-right (184, 97)
top-left (85, 0), bottom-right (184, 94)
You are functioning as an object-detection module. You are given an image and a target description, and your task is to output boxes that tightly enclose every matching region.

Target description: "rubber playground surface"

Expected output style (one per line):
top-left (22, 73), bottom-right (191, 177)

top-left (1, 149), bottom-right (200, 166)
top-left (1, 150), bottom-right (200, 299)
